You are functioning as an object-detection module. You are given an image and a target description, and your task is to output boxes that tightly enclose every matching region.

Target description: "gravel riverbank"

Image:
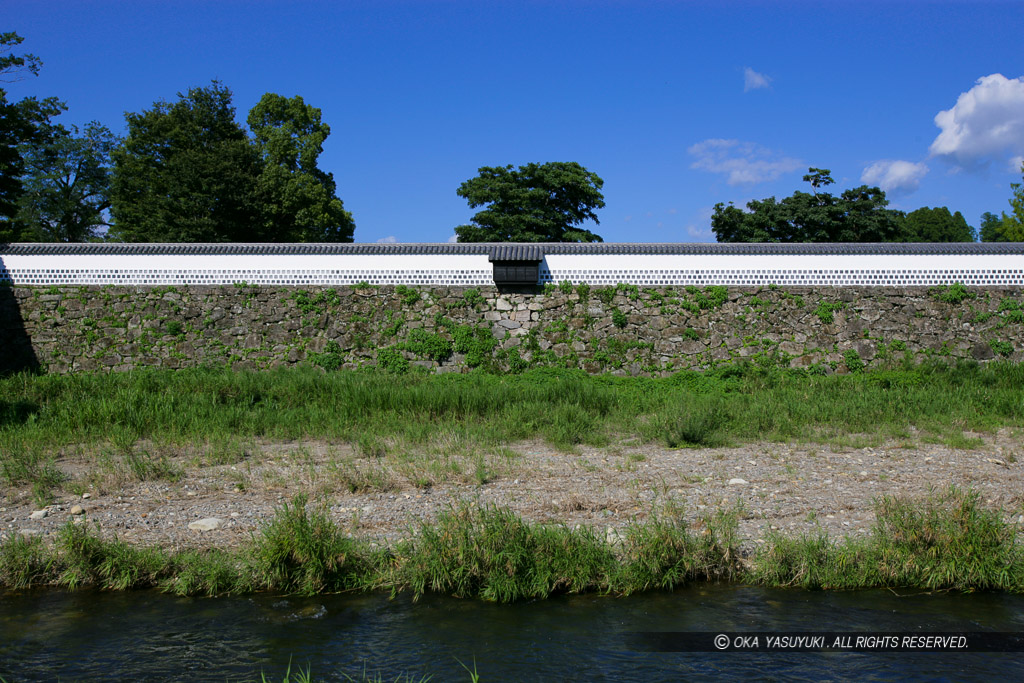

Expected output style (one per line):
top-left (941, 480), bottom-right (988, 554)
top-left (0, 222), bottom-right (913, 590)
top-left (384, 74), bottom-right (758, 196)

top-left (4, 432), bottom-right (1023, 553)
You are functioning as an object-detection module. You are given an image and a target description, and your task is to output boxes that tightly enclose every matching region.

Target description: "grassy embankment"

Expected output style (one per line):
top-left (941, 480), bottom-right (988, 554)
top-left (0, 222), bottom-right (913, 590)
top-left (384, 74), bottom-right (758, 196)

top-left (1, 360), bottom-right (1022, 505)
top-left (1, 361), bottom-right (1023, 597)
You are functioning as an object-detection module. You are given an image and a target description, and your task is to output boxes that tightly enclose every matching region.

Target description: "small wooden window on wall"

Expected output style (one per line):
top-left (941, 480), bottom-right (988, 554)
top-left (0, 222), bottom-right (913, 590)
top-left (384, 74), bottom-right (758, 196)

top-left (491, 261), bottom-right (540, 286)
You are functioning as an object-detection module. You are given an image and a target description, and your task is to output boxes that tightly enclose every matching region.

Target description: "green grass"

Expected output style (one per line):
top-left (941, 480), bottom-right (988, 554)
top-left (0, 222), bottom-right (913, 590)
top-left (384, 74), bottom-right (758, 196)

top-left (752, 487), bottom-right (1024, 591)
top-left (251, 494), bottom-right (387, 595)
top-left (2, 488), bottom-right (1023, 598)
top-left (1, 362), bottom-right (1022, 469)
top-left (396, 503), bottom-right (618, 601)
top-left (615, 505), bottom-right (743, 593)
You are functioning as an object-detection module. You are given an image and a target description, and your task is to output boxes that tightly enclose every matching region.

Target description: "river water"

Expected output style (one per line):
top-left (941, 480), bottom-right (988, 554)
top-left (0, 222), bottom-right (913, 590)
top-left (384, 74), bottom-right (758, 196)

top-left (2, 585), bottom-right (1023, 681)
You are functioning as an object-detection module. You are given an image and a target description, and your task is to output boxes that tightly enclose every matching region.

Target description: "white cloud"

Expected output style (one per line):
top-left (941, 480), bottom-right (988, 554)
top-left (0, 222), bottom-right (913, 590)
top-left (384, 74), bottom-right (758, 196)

top-left (688, 139), bottom-right (802, 185)
top-left (1010, 155), bottom-right (1024, 173)
top-left (684, 206), bottom-right (717, 241)
top-left (743, 67), bottom-right (772, 92)
top-left (685, 224), bottom-right (712, 240)
top-left (446, 234), bottom-right (458, 243)
top-left (376, 235), bottom-right (398, 244)
top-left (861, 160), bottom-right (929, 196)
top-left (929, 73), bottom-right (1024, 168)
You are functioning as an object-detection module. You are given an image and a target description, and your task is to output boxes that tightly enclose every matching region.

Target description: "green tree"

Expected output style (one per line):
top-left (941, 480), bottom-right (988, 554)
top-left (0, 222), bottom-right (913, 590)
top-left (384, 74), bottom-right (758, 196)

top-left (712, 168), bottom-right (905, 242)
top-left (247, 93), bottom-right (354, 242)
top-left (12, 121), bottom-right (117, 241)
top-left (979, 212), bottom-right (1005, 242)
top-left (0, 31), bottom-right (65, 238)
top-left (455, 161), bottom-right (605, 242)
top-left (803, 167), bottom-right (834, 193)
top-left (900, 206), bottom-right (976, 242)
top-left (1010, 161), bottom-right (1024, 226)
top-left (109, 82), bottom-right (262, 242)
top-left (979, 211), bottom-right (1023, 242)
top-left (0, 31), bottom-right (41, 80)
top-left (979, 164), bottom-right (1024, 242)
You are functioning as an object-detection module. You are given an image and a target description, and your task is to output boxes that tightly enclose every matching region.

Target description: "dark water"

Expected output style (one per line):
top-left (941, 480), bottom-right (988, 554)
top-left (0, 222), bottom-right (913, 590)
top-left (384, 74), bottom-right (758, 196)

top-left (1, 585), bottom-right (1023, 682)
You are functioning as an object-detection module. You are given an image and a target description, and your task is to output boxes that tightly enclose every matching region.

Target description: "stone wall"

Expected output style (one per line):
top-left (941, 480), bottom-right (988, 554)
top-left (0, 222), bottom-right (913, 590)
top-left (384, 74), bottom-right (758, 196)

top-left (1, 283), bottom-right (1023, 376)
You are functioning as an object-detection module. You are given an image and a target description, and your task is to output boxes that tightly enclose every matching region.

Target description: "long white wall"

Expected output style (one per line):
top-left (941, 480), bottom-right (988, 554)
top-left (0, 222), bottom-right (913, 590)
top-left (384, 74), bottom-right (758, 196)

top-left (0, 254), bottom-right (494, 286)
top-left (541, 254), bottom-right (1024, 286)
top-left (0, 251), bottom-right (1021, 286)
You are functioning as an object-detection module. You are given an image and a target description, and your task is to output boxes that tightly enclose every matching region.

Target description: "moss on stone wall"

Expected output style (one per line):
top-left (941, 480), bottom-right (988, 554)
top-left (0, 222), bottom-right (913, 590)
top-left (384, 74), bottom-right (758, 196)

top-left (2, 284), bottom-right (1022, 376)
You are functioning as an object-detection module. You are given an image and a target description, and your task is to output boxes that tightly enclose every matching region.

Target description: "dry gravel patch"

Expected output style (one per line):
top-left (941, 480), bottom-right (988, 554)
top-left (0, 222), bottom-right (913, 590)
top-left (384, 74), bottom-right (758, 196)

top-left (4, 432), bottom-right (1024, 553)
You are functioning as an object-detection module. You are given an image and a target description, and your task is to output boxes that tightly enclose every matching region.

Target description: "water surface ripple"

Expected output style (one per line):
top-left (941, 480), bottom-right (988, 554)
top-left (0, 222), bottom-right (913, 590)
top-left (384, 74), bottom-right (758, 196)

top-left (1, 585), bottom-right (1022, 681)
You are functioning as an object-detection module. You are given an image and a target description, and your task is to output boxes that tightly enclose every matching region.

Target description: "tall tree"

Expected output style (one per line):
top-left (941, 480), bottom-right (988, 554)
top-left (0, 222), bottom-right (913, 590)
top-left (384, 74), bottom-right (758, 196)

top-left (455, 161), bottom-right (605, 242)
top-left (1010, 161), bottom-right (1024, 226)
top-left (712, 168), bottom-right (905, 242)
top-left (109, 82), bottom-right (262, 242)
top-left (247, 93), bottom-right (354, 242)
top-left (900, 206), bottom-right (976, 242)
top-left (0, 31), bottom-right (65, 239)
top-left (12, 121), bottom-right (117, 241)
top-left (979, 211), bottom-right (1023, 242)
top-left (979, 211), bottom-right (1006, 242)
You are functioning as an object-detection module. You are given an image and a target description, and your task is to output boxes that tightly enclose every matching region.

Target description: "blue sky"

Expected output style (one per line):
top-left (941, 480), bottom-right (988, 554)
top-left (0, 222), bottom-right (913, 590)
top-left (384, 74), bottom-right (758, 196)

top-left (6, 0), bottom-right (1024, 243)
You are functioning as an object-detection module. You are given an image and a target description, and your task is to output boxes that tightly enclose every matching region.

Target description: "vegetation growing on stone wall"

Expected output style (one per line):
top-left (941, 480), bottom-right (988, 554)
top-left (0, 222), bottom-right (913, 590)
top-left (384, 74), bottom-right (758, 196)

top-left (595, 287), bottom-right (617, 306)
top-left (309, 341), bottom-right (345, 371)
top-left (843, 349), bottom-right (864, 373)
top-left (685, 285), bottom-right (729, 310)
top-left (394, 285), bottom-right (421, 307)
top-left (989, 340), bottom-right (1014, 357)
top-left (814, 301), bottom-right (845, 324)
top-left (4, 283), bottom-right (1023, 377)
top-left (400, 329), bottom-right (453, 362)
top-left (375, 347), bottom-right (409, 373)
top-left (462, 288), bottom-right (485, 309)
top-left (292, 288), bottom-right (341, 315)
top-left (380, 311), bottom-right (405, 338)
top-left (453, 325), bottom-right (500, 368)
top-left (930, 282), bottom-right (974, 304)
top-left (611, 308), bottom-right (628, 329)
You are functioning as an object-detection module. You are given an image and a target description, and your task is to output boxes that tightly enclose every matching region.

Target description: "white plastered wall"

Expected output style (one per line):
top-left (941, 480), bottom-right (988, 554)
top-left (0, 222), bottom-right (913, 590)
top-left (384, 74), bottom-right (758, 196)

top-left (540, 254), bottom-right (1024, 286)
top-left (0, 254), bottom-right (494, 286)
top-left (0, 251), bottom-right (1022, 286)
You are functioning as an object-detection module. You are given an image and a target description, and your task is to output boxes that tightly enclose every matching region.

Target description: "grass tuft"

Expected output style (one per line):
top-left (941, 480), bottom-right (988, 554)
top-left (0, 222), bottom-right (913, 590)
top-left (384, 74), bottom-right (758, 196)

top-left (251, 495), bottom-right (386, 595)
top-left (55, 521), bottom-right (167, 590)
top-left (0, 532), bottom-right (52, 589)
top-left (397, 503), bottom-right (617, 601)
top-left (616, 504), bottom-right (742, 593)
top-left (752, 487), bottom-right (1024, 591)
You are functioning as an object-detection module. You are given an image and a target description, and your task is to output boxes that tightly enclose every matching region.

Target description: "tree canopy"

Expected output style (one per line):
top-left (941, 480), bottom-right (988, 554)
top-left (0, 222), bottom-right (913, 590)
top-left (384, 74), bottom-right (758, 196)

top-left (712, 169), bottom-right (907, 243)
top-left (109, 83), bottom-right (262, 242)
top-left (979, 162), bottom-right (1024, 242)
top-left (901, 206), bottom-right (976, 242)
top-left (11, 121), bottom-right (117, 241)
top-left (247, 93), bottom-right (354, 242)
top-left (0, 31), bottom-right (65, 240)
top-left (455, 161), bottom-right (605, 243)
top-left (109, 82), bottom-right (354, 243)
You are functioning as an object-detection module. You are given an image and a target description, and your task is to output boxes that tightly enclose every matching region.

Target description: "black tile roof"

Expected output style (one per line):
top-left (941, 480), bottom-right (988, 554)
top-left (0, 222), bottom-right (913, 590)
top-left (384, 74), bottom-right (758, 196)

top-left (2, 242), bottom-right (1023, 258)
